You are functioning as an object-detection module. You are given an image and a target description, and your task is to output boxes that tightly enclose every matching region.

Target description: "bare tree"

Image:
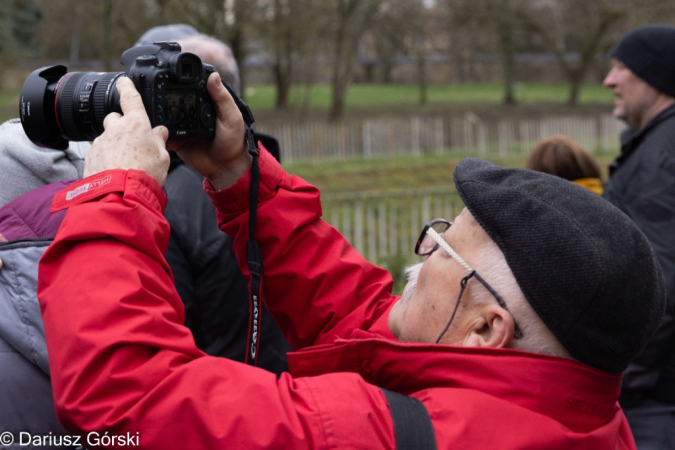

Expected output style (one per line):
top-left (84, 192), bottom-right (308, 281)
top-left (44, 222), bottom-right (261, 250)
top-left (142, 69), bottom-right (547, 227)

top-left (523, 0), bottom-right (625, 105)
top-left (253, 0), bottom-right (319, 110)
top-left (328, 0), bottom-right (382, 120)
top-left (444, 0), bottom-right (526, 104)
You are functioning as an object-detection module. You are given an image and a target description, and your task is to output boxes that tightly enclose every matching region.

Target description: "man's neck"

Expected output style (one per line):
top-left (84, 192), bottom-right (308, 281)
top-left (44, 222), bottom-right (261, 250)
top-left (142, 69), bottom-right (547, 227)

top-left (637, 95), bottom-right (675, 131)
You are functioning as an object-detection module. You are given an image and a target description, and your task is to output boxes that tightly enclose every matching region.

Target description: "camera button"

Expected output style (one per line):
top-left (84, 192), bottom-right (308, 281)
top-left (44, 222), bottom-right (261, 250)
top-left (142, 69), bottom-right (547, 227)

top-left (200, 104), bottom-right (216, 128)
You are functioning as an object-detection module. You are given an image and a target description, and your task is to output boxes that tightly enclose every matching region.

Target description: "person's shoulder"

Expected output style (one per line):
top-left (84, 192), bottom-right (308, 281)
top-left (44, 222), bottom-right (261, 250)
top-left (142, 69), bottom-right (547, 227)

top-left (0, 180), bottom-right (77, 240)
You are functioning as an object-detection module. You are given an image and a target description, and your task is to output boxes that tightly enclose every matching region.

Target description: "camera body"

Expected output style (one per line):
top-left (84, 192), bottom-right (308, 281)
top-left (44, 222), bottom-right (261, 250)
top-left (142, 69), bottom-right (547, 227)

top-left (122, 42), bottom-right (217, 142)
top-left (20, 42), bottom-right (217, 150)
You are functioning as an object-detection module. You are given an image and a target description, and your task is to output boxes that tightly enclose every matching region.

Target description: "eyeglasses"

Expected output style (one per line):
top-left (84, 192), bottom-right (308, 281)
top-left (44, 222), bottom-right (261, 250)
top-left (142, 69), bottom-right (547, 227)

top-left (415, 218), bottom-right (523, 343)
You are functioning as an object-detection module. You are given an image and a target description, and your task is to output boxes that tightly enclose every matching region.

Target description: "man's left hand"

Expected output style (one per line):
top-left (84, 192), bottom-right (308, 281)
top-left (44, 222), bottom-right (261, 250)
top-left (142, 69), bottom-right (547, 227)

top-left (84, 77), bottom-right (170, 186)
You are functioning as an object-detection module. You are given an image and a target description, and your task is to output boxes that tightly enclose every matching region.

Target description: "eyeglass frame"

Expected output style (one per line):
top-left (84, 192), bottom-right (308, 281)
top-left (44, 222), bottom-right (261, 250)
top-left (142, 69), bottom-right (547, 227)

top-left (415, 218), bottom-right (524, 343)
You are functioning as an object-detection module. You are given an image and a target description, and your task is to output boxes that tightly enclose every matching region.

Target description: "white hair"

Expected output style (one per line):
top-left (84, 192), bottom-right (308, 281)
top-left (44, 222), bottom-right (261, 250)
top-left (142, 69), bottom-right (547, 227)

top-left (177, 34), bottom-right (241, 96)
top-left (470, 241), bottom-right (573, 360)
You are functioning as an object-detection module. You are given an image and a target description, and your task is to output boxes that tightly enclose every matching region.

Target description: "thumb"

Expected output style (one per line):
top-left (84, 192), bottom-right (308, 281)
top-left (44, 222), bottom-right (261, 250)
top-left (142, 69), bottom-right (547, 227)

top-left (153, 126), bottom-right (169, 142)
top-left (207, 72), bottom-right (239, 120)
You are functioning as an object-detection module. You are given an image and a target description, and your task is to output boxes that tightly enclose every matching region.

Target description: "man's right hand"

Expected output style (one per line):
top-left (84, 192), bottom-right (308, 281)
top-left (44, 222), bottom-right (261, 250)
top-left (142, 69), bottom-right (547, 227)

top-left (174, 72), bottom-right (253, 191)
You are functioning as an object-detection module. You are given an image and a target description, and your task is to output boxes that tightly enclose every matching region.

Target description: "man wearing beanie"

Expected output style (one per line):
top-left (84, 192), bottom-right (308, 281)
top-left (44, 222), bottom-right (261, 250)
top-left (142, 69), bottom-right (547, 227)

top-left (35, 74), bottom-right (665, 449)
top-left (603, 24), bottom-right (675, 448)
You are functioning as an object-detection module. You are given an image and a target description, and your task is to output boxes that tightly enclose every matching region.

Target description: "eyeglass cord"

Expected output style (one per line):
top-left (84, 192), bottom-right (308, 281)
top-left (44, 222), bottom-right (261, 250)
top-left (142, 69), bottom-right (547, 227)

top-left (434, 271), bottom-right (475, 344)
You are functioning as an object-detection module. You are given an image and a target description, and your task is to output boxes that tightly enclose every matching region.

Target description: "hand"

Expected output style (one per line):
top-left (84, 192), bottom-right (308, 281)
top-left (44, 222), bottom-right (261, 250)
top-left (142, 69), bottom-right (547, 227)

top-left (173, 72), bottom-right (252, 191)
top-left (84, 77), bottom-right (170, 186)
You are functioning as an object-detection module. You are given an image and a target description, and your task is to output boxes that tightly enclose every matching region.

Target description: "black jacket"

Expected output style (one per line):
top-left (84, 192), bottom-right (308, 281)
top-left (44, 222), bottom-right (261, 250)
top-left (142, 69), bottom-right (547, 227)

top-left (604, 104), bottom-right (675, 397)
top-left (164, 152), bottom-right (291, 375)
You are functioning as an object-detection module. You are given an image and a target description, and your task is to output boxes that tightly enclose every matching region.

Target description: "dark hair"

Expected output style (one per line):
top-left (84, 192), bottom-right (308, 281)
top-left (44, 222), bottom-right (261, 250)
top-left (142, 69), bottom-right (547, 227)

top-left (526, 135), bottom-right (601, 181)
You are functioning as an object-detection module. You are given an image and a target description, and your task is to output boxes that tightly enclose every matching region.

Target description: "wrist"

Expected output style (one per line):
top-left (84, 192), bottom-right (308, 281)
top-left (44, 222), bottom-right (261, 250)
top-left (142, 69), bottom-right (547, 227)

top-left (208, 151), bottom-right (253, 191)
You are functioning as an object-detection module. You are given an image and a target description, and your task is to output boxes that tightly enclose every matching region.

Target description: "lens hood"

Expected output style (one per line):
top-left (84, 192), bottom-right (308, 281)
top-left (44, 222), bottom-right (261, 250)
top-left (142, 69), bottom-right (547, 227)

top-left (20, 65), bottom-right (70, 150)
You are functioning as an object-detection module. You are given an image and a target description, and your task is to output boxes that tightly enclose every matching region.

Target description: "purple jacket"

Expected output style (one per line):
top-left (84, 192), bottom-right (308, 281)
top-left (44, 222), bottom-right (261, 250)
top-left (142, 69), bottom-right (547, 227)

top-left (0, 180), bottom-right (77, 240)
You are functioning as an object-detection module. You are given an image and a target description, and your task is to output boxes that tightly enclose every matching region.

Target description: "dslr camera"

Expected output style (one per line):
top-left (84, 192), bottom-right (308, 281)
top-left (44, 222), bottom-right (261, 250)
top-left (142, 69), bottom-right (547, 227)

top-left (20, 42), bottom-right (218, 150)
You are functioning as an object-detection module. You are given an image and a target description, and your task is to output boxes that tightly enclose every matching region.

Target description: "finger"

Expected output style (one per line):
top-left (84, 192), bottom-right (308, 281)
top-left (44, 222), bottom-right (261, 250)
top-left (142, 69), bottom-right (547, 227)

top-left (0, 258), bottom-right (3, 270)
top-left (102, 112), bottom-right (122, 130)
top-left (0, 233), bottom-right (6, 243)
top-left (152, 126), bottom-right (169, 143)
top-left (116, 77), bottom-right (147, 117)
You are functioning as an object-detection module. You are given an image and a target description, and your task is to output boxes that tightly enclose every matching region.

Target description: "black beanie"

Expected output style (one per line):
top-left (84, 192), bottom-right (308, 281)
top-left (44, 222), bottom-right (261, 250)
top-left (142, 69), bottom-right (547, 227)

top-left (453, 158), bottom-right (665, 373)
top-left (612, 24), bottom-right (675, 97)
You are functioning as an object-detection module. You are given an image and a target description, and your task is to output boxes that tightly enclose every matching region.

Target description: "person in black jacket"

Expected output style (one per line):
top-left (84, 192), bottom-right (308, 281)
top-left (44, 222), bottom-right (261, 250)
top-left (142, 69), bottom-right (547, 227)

top-left (135, 25), bottom-right (290, 375)
top-left (603, 24), bottom-right (675, 448)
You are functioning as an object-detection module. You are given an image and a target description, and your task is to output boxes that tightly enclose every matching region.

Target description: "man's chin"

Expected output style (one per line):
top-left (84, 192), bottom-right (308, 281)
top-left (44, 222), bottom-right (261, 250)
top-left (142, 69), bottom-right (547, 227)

top-left (613, 107), bottom-right (627, 122)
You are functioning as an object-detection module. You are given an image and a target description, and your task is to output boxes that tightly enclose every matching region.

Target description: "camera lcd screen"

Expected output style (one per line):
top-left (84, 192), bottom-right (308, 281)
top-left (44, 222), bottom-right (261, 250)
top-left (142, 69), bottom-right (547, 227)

top-left (164, 91), bottom-right (198, 130)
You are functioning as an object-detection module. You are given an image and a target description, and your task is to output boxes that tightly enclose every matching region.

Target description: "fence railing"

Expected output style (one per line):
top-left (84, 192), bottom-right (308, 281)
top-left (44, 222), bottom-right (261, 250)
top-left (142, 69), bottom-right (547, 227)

top-left (258, 113), bottom-right (625, 163)
top-left (322, 187), bottom-right (462, 272)
top-left (262, 112), bottom-right (624, 281)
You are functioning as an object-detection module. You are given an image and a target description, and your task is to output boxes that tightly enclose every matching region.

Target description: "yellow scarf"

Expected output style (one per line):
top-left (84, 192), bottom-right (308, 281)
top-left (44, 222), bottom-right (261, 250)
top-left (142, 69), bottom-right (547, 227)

top-left (573, 177), bottom-right (603, 195)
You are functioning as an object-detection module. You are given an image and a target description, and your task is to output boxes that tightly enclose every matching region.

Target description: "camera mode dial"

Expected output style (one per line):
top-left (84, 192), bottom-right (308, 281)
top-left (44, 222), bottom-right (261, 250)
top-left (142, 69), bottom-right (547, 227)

top-left (135, 55), bottom-right (159, 67)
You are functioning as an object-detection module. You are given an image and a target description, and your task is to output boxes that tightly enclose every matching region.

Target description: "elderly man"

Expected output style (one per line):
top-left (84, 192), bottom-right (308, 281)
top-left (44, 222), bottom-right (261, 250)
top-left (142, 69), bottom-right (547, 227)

top-left (37, 74), bottom-right (664, 449)
top-left (603, 24), bottom-right (675, 448)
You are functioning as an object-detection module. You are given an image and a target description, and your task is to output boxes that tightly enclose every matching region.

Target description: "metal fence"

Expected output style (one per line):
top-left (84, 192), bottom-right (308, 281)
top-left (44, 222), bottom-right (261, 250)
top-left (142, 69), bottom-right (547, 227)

top-left (321, 187), bottom-right (462, 272)
top-left (258, 113), bottom-right (625, 163)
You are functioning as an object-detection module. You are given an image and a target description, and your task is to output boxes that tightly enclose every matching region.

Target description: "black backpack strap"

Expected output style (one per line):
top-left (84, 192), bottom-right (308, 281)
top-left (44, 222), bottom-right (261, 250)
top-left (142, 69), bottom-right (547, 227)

top-left (380, 388), bottom-right (437, 450)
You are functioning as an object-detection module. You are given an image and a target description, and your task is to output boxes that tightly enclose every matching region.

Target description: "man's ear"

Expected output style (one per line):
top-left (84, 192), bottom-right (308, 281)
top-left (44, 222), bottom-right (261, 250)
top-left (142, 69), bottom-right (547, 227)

top-left (464, 306), bottom-right (514, 349)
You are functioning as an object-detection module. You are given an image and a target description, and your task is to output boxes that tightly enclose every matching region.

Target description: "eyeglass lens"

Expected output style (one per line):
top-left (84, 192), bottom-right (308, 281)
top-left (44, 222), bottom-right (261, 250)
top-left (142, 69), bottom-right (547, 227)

top-left (417, 221), bottom-right (451, 255)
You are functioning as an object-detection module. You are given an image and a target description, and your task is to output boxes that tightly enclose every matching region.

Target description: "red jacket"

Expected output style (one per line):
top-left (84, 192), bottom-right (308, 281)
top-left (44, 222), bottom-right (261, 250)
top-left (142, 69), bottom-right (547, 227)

top-left (38, 149), bottom-right (636, 449)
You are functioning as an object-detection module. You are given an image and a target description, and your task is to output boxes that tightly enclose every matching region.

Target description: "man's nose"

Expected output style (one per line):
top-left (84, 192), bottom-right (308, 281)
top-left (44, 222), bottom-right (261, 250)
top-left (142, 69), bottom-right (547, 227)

top-left (603, 69), bottom-right (616, 87)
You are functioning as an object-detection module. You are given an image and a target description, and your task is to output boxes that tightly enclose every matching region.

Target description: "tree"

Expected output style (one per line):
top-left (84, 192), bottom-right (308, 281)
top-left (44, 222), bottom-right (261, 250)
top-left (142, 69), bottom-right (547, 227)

top-left (253, 0), bottom-right (319, 110)
top-left (0, 0), bottom-right (42, 87)
top-left (369, 0), bottom-right (439, 104)
top-left (444, 0), bottom-right (527, 105)
top-left (522, 0), bottom-right (625, 105)
top-left (328, 0), bottom-right (382, 120)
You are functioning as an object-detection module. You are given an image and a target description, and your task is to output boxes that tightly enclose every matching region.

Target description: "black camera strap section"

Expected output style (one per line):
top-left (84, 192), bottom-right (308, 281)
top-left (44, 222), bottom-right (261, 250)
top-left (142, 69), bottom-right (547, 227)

top-left (380, 388), bottom-right (437, 450)
top-left (244, 149), bottom-right (262, 366)
top-left (224, 81), bottom-right (263, 367)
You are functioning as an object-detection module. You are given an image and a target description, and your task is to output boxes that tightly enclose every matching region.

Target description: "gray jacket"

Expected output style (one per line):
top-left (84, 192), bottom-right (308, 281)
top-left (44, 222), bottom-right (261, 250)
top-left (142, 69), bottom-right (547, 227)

top-left (0, 240), bottom-right (77, 449)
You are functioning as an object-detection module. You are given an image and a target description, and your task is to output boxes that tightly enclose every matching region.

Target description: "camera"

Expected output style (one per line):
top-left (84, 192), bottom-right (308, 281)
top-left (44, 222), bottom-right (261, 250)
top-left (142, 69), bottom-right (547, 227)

top-left (19, 42), bottom-right (218, 150)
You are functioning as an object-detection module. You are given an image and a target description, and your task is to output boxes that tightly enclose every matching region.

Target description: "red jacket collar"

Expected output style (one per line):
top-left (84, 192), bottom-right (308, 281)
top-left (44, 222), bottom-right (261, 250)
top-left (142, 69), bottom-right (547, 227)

top-left (289, 329), bottom-right (622, 432)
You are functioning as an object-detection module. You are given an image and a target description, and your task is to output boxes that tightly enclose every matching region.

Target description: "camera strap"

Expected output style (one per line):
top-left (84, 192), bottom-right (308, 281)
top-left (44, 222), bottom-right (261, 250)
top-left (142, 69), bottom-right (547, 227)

top-left (225, 84), bottom-right (263, 367)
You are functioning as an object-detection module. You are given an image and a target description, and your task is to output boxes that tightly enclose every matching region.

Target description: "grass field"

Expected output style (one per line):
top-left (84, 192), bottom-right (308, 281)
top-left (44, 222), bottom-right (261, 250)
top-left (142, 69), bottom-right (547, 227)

top-left (284, 150), bottom-right (618, 194)
top-left (0, 81), bottom-right (614, 124)
top-left (243, 82), bottom-right (613, 111)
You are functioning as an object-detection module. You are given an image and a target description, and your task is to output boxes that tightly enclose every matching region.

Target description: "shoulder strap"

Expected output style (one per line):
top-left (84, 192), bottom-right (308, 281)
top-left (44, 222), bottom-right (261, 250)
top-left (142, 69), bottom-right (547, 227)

top-left (380, 388), bottom-right (437, 450)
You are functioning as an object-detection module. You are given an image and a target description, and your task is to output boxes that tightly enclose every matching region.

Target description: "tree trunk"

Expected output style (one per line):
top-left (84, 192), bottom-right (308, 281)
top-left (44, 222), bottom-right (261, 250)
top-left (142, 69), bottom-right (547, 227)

top-left (274, 62), bottom-right (291, 109)
top-left (567, 71), bottom-right (583, 106)
top-left (496, 3), bottom-right (516, 106)
top-left (417, 52), bottom-right (428, 105)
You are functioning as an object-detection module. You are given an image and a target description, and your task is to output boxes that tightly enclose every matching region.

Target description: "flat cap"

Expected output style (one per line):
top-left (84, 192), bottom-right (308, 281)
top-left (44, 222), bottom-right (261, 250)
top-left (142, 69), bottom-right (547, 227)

top-left (453, 158), bottom-right (665, 373)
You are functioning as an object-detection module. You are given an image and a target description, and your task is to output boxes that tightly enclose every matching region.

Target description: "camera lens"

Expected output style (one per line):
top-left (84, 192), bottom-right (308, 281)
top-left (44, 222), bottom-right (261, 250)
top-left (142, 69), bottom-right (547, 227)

top-left (19, 65), bottom-right (123, 149)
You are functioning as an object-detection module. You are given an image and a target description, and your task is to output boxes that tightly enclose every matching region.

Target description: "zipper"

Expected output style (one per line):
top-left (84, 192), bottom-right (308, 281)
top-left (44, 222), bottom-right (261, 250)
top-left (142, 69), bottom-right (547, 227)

top-left (0, 237), bottom-right (54, 247)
